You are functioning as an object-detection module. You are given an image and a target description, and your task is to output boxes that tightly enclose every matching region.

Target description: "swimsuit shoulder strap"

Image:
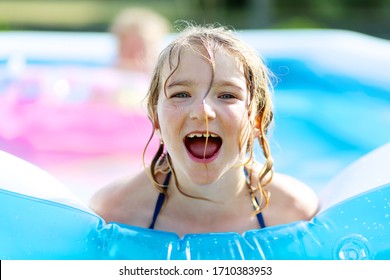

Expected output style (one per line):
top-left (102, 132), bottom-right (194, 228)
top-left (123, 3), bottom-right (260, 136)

top-left (256, 211), bottom-right (266, 229)
top-left (245, 168), bottom-right (267, 229)
top-left (254, 194), bottom-right (267, 229)
top-left (149, 171), bottom-right (171, 229)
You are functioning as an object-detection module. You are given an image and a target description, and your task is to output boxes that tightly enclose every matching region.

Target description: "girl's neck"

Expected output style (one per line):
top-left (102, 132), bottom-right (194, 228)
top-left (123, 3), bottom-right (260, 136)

top-left (158, 175), bottom-right (259, 237)
top-left (164, 167), bottom-right (251, 222)
top-left (168, 166), bottom-right (248, 202)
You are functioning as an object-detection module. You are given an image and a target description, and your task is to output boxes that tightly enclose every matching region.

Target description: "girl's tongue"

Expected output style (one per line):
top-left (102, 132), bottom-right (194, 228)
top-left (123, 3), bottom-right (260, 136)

top-left (185, 136), bottom-right (222, 159)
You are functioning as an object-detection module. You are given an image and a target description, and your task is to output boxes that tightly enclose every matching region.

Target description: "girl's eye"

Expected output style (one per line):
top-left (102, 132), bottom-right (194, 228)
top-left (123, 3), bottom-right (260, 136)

top-left (218, 93), bottom-right (236, 99)
top-left (171, 92), bottom-right (190, 98)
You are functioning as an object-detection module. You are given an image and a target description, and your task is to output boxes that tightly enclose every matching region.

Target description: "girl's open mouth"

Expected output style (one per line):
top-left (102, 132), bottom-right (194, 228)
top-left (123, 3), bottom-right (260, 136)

top-left (184, 133), bottom-right (222, 160)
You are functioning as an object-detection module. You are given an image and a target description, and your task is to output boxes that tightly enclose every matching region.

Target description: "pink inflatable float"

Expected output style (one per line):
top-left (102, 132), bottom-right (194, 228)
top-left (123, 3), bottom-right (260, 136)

top-left (0, 66), bottom-right (158, 165)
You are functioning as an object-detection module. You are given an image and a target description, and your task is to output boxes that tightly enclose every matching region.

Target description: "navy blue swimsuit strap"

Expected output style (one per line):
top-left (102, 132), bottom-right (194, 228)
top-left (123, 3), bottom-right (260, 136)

top-left (254, 197), bottom-right (266, 228)
top-left (245, 168), bottom-right (266, 228)
top-left (149, 172), bottom-right (171, 229)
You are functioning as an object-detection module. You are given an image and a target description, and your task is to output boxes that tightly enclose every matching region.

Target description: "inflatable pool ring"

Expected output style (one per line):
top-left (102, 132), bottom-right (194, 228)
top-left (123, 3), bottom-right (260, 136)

top-left (1, 145), bottom-right (390, 260)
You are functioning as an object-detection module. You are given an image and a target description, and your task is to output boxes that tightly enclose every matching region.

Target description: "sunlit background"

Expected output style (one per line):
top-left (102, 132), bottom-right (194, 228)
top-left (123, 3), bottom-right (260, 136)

top-left (1, 0), bottom-right (390, 38)
top-left (1, 0), bottom-right (390, 205)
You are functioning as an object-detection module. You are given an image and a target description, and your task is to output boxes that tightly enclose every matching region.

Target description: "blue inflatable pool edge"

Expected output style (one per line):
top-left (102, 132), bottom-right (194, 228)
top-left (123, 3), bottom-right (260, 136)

top-left (1, 150), bottom-right (390, 260)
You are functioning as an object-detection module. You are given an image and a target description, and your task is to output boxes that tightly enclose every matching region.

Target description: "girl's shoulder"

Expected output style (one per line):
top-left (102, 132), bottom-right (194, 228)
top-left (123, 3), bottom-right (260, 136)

top-left (263, 173), bottom-right (319, 226)
top-left (89, 169), bottom-right (160, 227)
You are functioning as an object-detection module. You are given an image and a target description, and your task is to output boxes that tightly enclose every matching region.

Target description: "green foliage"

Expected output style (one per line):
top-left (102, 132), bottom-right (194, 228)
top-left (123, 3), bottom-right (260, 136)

top-left (0, 0), bottom-right (389, 38)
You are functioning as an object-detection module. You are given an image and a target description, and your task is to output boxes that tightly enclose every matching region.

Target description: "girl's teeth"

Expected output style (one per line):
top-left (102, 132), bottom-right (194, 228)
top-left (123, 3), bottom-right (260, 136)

top-left (188, 133), bottom-right (218, 138)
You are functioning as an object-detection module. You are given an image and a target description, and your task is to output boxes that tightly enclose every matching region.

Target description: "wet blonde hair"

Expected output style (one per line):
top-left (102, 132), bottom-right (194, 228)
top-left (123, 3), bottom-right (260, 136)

top-left (143, 23), bottom-right (274, 214)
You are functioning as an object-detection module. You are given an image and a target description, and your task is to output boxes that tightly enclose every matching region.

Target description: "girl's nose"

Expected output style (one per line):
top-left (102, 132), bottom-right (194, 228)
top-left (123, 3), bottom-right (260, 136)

top-left (189, 99), bottom-right (216, 120)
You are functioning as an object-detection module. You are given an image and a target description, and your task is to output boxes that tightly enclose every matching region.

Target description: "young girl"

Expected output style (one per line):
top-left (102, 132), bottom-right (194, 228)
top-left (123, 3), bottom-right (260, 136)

top-left (90, 24), bottom-right (318, 237)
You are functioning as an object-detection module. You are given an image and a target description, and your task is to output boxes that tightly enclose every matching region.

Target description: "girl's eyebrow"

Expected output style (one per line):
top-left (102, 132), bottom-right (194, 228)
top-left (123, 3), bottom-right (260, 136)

top-left (167, 79), bottom-right (195, 88)
top-left (213, 80), bottom-right (246, 92)
top-left (167, 79), bottom-right (245, 92)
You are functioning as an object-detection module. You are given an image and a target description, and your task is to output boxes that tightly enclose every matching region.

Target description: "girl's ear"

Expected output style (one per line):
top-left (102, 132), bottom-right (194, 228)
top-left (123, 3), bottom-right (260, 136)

top-left (154, 118), bottom-right (160, 130)
top-left (253, 116), bottom-right (261, 138)
top-left (151, 110), bottom-right (160, 130)
top-left (153, 116), bottom-right (161, 138)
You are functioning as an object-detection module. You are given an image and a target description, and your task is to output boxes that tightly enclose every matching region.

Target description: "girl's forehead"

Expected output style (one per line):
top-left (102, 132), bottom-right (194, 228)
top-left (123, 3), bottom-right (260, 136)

top-left (171, 44), bottom-right (238, 63)
top-left (161, 45), bottom-right (244, 81)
